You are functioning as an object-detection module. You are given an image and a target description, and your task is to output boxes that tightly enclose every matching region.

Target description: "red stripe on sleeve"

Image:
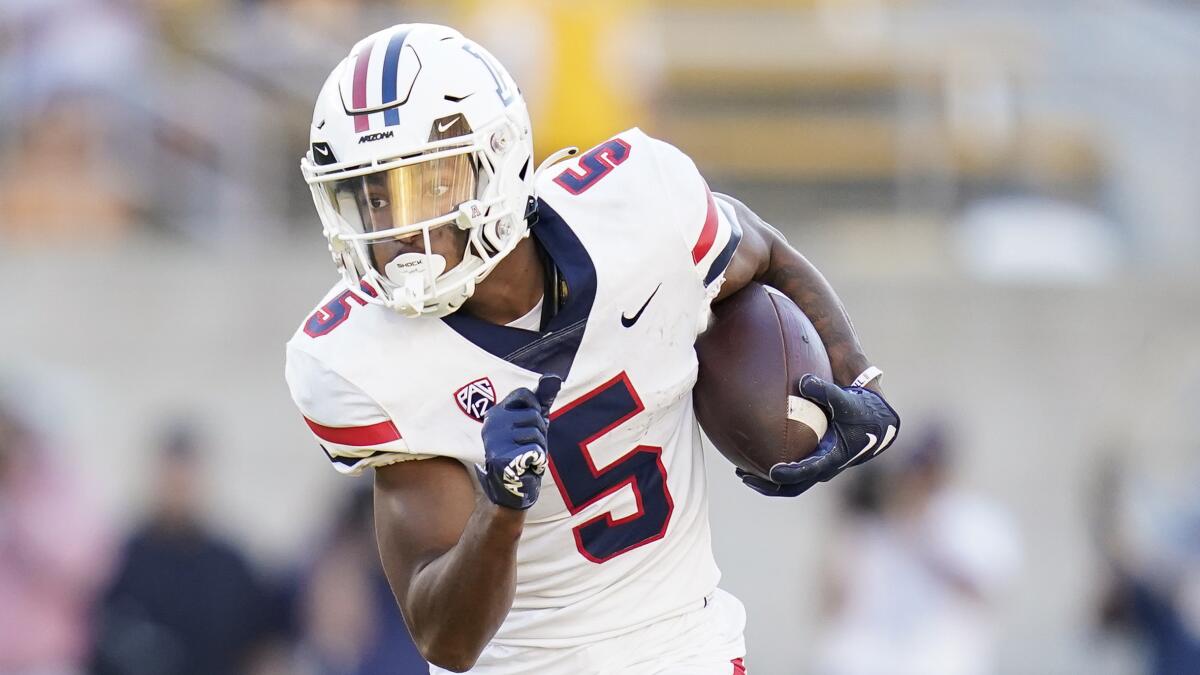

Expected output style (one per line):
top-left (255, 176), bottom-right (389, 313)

top-left (731, 657), bottom-right (747, 674)
top-left (691, 186), bottom-right (720, 264)
top-left (304, 416), bottom-right (401, 446)
top-left (351, 40), bottom-right (374, 133)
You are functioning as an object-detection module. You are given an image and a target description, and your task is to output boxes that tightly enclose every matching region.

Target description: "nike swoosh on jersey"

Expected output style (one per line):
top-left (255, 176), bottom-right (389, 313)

top-left (621, 283), bottom-right (662, 327)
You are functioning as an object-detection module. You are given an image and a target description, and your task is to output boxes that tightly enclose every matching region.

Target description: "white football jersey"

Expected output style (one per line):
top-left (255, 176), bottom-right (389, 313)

top-left (285, 128), bottom-right (743, 668)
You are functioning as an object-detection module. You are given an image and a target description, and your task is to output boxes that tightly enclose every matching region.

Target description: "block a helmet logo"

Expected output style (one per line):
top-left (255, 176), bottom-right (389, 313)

top-left (454, 377), bottom-right (497, 422)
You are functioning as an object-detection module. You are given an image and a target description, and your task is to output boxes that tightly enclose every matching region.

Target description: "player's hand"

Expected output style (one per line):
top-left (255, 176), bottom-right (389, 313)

top-left (737, 374), bottom-right (900, 497)
top-left (475, 375), bottom-right (561, 510)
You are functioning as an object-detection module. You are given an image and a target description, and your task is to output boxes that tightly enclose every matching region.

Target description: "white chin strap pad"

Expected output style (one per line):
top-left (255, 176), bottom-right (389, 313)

top-left (384, 253), bottom-right (447, 315)
top-left (385, 252), bottom-right (446, 283)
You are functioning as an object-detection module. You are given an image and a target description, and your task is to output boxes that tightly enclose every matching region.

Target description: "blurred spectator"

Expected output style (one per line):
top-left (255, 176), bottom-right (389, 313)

top-left (91, 421), bottom-right (274, 675)
top-left (0, 392), bottom-right (113, 675)
top-left (814, 424), bottom-right (1022, 675)
top-left (0, 0), bottom-right (147, 99)
top-left (290, 485), bottom-right (426, 675)
top-left (0, 94), bottom-right (137, 245)
top-left (0, 0), bottom-right (150, 244)
top-left (1093, 455), bottom-right (1200, 675)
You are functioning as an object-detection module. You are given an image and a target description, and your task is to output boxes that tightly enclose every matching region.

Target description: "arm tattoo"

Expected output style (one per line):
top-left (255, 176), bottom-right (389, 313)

top-left (716, 193), bottom-right (870, 385)
top-left (764, 250), bottom-right (869, 386)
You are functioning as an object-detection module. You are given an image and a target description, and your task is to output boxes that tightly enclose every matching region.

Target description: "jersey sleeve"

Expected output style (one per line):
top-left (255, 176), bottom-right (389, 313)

top-left (646, 136), bottom-right (743, 292)
top-left (285, 344), bottom-right (433, 475)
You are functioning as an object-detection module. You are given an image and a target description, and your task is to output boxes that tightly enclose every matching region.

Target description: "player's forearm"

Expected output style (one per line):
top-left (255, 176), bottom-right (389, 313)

top-left (761, 238), bottom-right (873, 388)
top-left (715, 194), bottom-right (876, 389)
top-left (401, 499), bottom-right (525, 671)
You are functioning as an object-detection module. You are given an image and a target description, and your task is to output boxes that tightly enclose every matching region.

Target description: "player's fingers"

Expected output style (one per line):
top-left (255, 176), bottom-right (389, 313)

top-left (734, 468), bottom-right (763, 483)
top-left (768, 459), bottom-right (823, 485)
top-left (738, 470), bottom-right (815, 497)
top-left (512, 425), bottom-right (547, 448)
top-left (508, 408), bottom-right (549, 433)
top-left (769, 432), bottom-right (840, 484)
top-left (774, 461), bottom-right (839, 485)
top-left (798, 374), bottom-right (844, 414)
top-left (736, 470), bottom-right (781, 495)
top-left (768, 422), bottom-right (835, 480)
top-left (498, 387), bottom-right (541, 411)
top-left (536, 375), bottom-right (562, 414)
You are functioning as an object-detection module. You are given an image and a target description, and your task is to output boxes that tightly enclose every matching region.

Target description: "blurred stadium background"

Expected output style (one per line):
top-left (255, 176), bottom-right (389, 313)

top-left (3, 0), bottom-right (1200, 673)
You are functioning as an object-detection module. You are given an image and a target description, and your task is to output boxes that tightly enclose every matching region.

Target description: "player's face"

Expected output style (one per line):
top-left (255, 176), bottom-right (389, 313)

top-left (325, 153), bottom-right (478, 272)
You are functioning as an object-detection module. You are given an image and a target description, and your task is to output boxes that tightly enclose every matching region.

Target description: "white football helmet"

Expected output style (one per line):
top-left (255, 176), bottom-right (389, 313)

top-left (301, 24), bottom-right (538, 318)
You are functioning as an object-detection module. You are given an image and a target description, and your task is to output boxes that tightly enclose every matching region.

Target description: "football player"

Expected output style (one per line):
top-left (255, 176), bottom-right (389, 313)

top-left (285, 23), bottom-right (900, 675)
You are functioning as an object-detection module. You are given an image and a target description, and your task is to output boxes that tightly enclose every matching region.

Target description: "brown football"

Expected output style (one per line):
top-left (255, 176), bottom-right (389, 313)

top-left (694, 282), bottom-right (833, 479)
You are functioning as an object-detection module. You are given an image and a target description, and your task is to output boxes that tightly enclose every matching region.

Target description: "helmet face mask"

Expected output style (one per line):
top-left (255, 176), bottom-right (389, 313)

top-left (301, 24), bottom-right (534, 318)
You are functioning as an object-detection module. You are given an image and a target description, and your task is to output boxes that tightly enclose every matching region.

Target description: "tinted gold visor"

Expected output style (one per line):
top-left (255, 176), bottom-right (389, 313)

top-left (319, 153), bottom-right (479, 239)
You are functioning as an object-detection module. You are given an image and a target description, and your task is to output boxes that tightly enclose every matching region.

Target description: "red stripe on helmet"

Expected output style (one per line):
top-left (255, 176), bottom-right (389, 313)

top-left (351, 39), bottom-right (375, 132)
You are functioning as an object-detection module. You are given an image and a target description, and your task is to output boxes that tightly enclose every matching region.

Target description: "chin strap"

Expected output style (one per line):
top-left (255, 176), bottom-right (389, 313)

top-left (533, 146), bottom-right (578, 182)
top-left (524, 196), bottom-right (540, 226)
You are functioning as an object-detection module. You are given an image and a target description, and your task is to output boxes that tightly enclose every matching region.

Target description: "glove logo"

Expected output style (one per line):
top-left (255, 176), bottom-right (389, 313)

top-left (839, 432), bottom-right (879, 471)
top-left (454, 377), bottom-right (497, 422)
top-left (837, 424), bottom-right (897, 470)
top-left (501, 449), bottom-right (547, 498)
top-left (875, 424), bottom-right (897, 456)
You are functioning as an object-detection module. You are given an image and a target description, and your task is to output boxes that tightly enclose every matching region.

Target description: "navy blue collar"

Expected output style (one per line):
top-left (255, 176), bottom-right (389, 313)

top-left (441, 201), bottom-right (596, 379)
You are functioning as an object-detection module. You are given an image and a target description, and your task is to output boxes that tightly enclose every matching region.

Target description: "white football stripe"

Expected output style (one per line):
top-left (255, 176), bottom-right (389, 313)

top-left (787, 395), bottom-right (828, 439)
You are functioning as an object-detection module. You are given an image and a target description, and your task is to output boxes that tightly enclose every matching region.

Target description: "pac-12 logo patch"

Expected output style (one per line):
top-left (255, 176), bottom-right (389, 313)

top-left (454, 377), bottom-right (496, 422)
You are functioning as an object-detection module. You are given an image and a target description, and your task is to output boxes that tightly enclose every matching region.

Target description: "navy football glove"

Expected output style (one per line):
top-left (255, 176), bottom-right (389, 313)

top-left (475, 375), bottom-right (561, 510)
top-left (739, 374), bottom-right (900, 497)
